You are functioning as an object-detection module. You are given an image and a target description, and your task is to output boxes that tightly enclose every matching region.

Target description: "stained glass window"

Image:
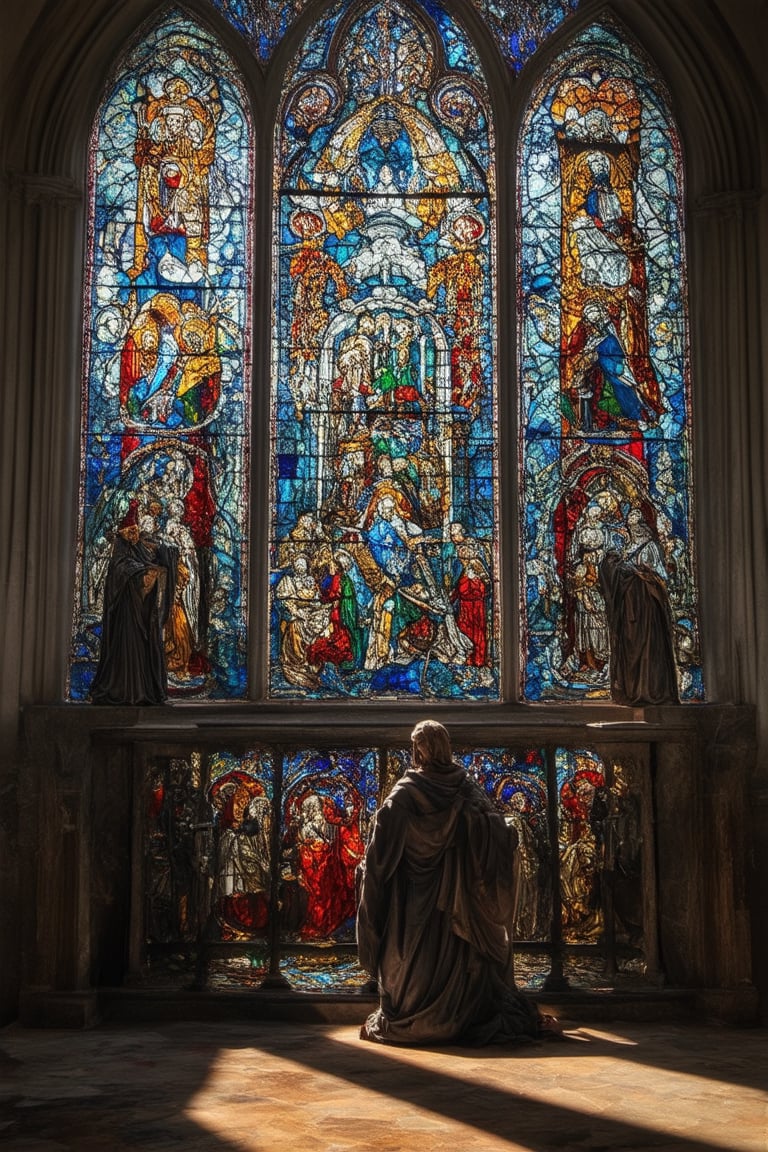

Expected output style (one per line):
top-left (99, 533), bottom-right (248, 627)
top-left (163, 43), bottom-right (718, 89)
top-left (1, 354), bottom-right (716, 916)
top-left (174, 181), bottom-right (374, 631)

top-left (270, 0), bottom-right (499, 699)
top-left (468, 0), bottom-right (580, 73)
top-left (208, 0), bottom-right (313, 62)
top-left (519, 23), bottom-right (703, 703)
top-left (141, 742), bottom-right (649, 990)
top-left (70, 12), bottom-right (252, 701)
top-left (281, 748), bottom-right (377, 941)
top-left (463, 748), bottom-right (551, 941)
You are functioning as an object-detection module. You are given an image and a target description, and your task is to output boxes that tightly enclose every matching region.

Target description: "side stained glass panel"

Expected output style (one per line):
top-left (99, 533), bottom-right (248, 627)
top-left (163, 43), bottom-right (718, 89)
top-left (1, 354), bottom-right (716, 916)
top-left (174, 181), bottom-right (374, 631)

top-left (208, 751), bottom-right (274, 939)
top-left (556, 748), bottom-right (606, 943)
top-left (270, 0), bottom-right (499, 700)
top-left (70, 13), bottom-right (252, 700)
top-left (519, 23), bottom-right (703, 703)
top-left (280, 749), bottom-right (377, 942)
top-left (555, 746), bottom-right (646, 960)
top-left (146, 754), bottom-right (207, 943)
top-left (462, 749), bottom-right (551, 942)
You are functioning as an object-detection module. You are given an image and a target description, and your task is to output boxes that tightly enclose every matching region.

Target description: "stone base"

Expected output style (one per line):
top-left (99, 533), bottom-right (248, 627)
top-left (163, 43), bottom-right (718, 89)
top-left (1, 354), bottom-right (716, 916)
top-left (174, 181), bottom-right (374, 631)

top-left (14, 984), bottom-right (762, 1028)
top-left (18, 988), bottom-right (101, 1029)
top-left (693, 986), bottom-right (761, 1026)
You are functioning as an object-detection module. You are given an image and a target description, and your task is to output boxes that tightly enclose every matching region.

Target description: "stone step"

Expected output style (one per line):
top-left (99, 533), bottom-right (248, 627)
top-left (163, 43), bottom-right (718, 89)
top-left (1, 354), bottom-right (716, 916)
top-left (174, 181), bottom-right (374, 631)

top-left (97, 986), bottom-right (699, 1026)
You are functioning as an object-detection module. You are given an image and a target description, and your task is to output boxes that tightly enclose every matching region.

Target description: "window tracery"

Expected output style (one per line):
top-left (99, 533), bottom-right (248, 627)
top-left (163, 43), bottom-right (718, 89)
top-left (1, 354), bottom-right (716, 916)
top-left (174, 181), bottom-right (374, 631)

top-left (467, 0), bottom-right (581, 72)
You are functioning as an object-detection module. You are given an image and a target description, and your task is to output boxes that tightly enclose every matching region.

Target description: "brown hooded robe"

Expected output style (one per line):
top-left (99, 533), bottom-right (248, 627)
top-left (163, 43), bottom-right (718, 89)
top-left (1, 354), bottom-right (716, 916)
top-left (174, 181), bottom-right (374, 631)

top-left (356, 763), bottom-right (540, 1045)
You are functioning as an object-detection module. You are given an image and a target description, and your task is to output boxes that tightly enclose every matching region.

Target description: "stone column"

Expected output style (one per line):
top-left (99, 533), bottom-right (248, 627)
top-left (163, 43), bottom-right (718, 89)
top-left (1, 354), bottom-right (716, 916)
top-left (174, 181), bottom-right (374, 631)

top-left (690, 188), bottom-right (768, 1019)
top-left (690, 191), bottom-right (766, 719)
top-left (0, 172), bottom-right (83, 1022)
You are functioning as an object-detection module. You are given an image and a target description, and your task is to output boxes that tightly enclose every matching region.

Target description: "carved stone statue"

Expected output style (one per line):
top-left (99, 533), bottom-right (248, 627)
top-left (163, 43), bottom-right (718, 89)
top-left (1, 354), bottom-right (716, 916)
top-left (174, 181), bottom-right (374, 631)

top-left (599, 550), bottom-right (679, 707)
top-left (90, 507), bottom-right (178, 705)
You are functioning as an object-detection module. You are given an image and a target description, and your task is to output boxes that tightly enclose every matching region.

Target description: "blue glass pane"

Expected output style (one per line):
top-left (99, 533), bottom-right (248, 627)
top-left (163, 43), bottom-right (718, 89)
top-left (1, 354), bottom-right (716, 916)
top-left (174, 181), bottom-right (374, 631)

top-left (209, 0), bottom-right (313, 62)
top-left (468, 0), bottom-right (580, 72)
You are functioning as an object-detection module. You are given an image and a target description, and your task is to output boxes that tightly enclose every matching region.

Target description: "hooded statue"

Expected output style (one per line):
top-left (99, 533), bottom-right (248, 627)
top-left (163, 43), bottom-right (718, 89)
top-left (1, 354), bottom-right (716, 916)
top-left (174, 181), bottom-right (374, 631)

top-left (357, 720), bottom-right (554, 1045)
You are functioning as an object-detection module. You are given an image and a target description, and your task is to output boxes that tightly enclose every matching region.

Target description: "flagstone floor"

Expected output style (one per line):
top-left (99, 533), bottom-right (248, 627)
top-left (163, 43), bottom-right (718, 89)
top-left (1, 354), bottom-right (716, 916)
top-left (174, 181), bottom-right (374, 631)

top-left (1, 1018), bottom-right (766, 1151)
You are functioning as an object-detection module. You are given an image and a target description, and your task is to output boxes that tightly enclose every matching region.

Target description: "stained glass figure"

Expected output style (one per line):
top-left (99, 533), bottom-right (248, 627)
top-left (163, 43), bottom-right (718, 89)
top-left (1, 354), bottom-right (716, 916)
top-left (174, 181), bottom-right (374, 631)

top-left (146, 754), bottom-right (208, 944)
top-left (70, 12), bottom-right (252, 701)
top-left (556, 748), bottom-right (606, 943)
top-left (208, 751), bottom-right (274, 939)
top-left (462, 748), bottom-right (551, 941)
top-left (468, 0), bottom-right (580, 72)
top-left (271, 0), bottom-right (499, 699)
top-left (607, 758), bottom-right (645, 953)
top-left (385, 748), bottom-right (411, 796)
top-left (208, 0), bottom-right (312, 62)
top-left (519, 23), bottom-right (703, 703)
top-left (280, 749), bottom-right (377, 941)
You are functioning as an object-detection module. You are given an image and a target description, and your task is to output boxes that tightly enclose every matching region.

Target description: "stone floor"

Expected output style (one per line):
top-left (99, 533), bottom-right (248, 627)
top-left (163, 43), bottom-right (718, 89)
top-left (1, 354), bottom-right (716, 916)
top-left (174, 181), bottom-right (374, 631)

top-left (0, 1018), bottom-right (766, 1151)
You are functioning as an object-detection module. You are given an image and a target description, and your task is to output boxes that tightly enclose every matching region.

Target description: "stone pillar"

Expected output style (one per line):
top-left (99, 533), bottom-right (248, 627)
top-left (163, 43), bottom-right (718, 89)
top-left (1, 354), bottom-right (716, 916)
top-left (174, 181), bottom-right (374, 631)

top-left (20, 708), bottom-right (97, 1026)
top-left (0, 172), bottom-right (83, 1022)
top-left (654, 739), bottom-right (708, 986)
top-left (690, 190), bottom-right (768, 1020)
top-left (654, 707), bottom-right (757, 1022)
top-left (19, 706), bottom-right (138, 1027)
top-left (690, 191), bottom-right (766, 719)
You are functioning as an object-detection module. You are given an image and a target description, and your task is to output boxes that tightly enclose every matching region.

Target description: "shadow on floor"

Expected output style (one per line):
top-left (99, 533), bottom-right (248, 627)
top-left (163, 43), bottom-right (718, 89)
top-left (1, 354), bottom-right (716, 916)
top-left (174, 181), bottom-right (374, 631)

top-left (0, 1019), bottom-right (765, 1151)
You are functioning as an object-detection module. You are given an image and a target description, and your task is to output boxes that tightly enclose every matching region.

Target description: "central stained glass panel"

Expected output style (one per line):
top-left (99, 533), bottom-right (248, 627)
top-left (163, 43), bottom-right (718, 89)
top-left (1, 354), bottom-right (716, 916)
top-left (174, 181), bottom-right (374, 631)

top-left (269, 0), bottom-right (499, 699)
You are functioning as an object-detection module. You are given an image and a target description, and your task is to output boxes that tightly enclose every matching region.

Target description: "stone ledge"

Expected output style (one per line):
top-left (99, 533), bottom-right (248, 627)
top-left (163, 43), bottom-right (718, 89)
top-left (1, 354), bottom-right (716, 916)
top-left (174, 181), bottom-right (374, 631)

top-left (18, 984), bottom-right (760, 1029)
top-left (22, 700), bottom-right (757, 752)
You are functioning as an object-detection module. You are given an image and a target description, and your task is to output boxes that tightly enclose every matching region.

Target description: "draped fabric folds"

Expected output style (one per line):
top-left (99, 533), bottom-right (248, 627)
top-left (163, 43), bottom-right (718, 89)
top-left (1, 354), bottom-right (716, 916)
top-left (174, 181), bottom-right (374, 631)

top-left (356, 764), bottom-right (541, 1045)
top-left (599, 552), bottom-right (679, 707)
top-left (90, 532), bottom-right (178, 705)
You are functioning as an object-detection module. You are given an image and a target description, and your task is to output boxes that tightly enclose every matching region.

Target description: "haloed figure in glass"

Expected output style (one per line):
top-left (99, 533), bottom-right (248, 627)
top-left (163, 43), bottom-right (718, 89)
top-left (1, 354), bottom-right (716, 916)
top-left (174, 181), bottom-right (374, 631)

top-left (357, 720), bottom-right (561, 1045)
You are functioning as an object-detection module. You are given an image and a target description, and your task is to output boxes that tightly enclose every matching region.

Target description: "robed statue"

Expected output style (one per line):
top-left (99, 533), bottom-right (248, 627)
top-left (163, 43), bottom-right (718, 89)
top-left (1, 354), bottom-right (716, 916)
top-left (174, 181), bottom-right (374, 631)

top-left (90, 507), bottom-right (178, 705)
top-left (599, 549), bottom-right (679, 707)
top-left (357, 720), bottom-right (561, 1045)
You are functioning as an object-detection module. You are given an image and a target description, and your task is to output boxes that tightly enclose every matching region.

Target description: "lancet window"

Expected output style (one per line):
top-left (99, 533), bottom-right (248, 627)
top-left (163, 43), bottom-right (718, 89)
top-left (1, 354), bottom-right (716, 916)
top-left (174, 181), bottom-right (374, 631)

top-left (70, 12), bottom-right (253, 700)
top-left (518, 23), bottom-right (703, 702)
top-left (269, 0), bottom-right (500, 699)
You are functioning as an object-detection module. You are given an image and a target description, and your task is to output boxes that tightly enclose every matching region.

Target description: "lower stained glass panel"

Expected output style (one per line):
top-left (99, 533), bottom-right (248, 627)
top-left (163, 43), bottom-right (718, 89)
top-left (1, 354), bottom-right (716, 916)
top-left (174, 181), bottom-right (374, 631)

top-left (142, 743), bottom-right (650, 993)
